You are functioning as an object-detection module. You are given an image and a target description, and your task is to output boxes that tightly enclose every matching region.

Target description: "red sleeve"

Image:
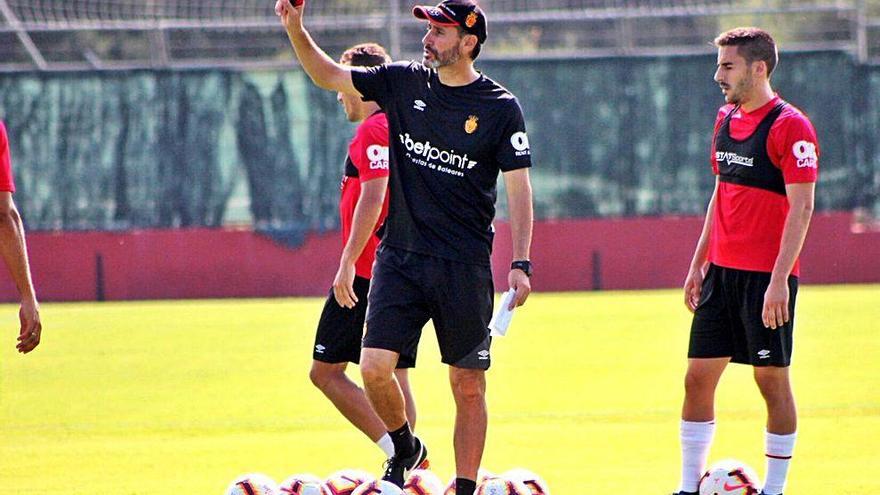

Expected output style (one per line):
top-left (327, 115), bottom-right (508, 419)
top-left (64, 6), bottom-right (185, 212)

top-left (710, 106), bottom-right (732, 175)
top-left (351, 114), bottom-right (390, 183)
top-left (0, 122), bottom-right (16, 193)
top-left (769, 109), bottom-right (819, 184)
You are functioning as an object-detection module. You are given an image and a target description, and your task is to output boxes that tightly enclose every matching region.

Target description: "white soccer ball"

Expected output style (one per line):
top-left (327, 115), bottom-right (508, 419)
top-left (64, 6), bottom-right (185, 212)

top-left (278, 473), bottom-right (323, 495)
top-left (475, 477), bottom-right (531, 495)
top-left (501, 468), bottom-right (550, 495)
top-left (225, 473), bottom-right (280, 495)
top-left (698, 460), bottom-right (761, 495)
top-left (404, 469), bottom-right (444, 494)
top-left (444, 469), bottom-right (496, 495)
top-left (351, 480), bottom-right (405, 495)
top-left (323, 469), bottom-right (374, 495)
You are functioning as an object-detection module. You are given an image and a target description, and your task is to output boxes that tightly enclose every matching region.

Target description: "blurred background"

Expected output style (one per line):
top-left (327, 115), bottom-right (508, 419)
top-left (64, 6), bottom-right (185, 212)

top-left (0, 0), bottom-right (878, 300)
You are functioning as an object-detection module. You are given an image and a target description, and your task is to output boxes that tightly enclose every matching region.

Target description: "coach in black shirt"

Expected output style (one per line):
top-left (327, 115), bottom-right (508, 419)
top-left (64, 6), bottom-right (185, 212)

top-left (276, 1), bottom-right (534, 493)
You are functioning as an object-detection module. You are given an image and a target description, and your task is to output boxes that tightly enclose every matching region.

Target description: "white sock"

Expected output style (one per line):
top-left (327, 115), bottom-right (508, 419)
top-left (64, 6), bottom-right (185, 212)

top-left (377, 433), bottom-right (395, 458)
top-left (763, 431), bottom-right (796, 495)
top-left (678, 420), bottom-right (715, 493)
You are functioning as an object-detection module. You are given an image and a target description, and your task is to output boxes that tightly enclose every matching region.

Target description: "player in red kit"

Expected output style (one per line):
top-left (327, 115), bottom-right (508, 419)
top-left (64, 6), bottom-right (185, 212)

top-left (306, 43), bottom-right (419, 461)
top-left (673, 28), bottom-right (818, 495)
top-left (0, 121), bottom-right (42, 354)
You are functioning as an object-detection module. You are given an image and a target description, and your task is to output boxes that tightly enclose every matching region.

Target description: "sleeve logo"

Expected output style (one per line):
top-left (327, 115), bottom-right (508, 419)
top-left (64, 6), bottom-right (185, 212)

top-left (792, 140), bottom-right (817, 168)
top-left (366, 144), bottom-right (389, 170)
top-left (510, 131), bottom-right (530, 156)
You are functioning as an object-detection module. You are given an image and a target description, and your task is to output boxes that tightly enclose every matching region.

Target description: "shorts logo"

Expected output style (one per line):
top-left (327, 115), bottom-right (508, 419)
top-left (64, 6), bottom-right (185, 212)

top-left (315, 344), bottom-right (326, 354)
top-left (366, 144), bottom-right (389, 170)
top-left (477, 349), bottom-right (490, 360)
top-left (413, 99), bottom-right (427, 112)
top-left (465, 115), bottom-right (479, 134)
top-left (510, 131), bottom-right (530, 156)
top-left (793, 140), bottom-right (818, 168)
top-left (758, 349), bottom-right (771, 359)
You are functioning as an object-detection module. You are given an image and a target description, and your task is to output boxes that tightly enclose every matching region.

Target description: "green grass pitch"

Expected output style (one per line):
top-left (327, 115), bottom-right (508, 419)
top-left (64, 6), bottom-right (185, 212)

top-left (1, 285), bottom-right (877, 493)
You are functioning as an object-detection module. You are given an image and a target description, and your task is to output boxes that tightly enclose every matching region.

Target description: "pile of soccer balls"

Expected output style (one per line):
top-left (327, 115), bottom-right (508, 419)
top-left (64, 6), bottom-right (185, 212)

top-left (225, 467), bottom-right (550, 495)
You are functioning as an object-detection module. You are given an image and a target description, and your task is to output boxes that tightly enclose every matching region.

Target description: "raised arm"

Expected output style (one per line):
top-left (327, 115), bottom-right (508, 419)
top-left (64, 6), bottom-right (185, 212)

top-left (275, 0), bottom-right (363, 96)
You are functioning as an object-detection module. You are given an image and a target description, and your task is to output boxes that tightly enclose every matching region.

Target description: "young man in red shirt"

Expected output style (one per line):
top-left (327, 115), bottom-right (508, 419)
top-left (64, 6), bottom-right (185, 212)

top-left (0, 121), bottom-right (42, 354)
top-left (674, 28), bottom-right (818, 495)
top-left (307, 43), bottom-right (418, 461)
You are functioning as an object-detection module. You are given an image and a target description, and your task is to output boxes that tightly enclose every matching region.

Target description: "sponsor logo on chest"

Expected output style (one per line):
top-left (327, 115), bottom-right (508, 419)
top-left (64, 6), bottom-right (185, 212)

top-left (398, 133), bottom-right (478, 176)
top-left (716, 150), bottom-right (754, 168)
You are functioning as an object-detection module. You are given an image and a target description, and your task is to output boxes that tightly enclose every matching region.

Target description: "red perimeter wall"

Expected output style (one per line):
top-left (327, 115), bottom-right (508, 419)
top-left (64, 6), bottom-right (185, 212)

top-left (0, 212), bottom-right (876, 302)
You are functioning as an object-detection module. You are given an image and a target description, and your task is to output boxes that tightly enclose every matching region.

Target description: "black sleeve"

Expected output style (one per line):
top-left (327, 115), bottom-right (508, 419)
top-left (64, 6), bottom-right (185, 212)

top-left (496, 97), bottom-right (533, 172)
top-left (350, 61), bottom-right (417, 108)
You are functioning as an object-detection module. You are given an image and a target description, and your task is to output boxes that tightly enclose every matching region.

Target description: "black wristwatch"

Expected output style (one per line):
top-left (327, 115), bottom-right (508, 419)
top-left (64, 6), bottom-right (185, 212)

top-left (510, 260), bottom-right (533, 277)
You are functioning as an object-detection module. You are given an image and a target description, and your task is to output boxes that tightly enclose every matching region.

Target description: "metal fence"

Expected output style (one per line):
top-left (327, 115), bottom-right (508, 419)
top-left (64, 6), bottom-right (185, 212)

top-left (1, 0), bottom-right (878, 72)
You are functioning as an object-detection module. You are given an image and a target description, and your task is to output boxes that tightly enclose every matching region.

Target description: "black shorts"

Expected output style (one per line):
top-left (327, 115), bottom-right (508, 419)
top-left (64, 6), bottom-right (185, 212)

top-left (364, 245), bottom-right (493, 370)
top-left (313, 275), bottom-right (415, 368)
top-left (689, 264), bottom-right (797, 367)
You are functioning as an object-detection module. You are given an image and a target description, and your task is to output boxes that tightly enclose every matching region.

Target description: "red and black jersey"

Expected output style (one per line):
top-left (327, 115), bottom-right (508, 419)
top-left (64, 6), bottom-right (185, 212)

top-left (0, 121), bottom-right (16, 192)
top-left (708, 96), bottom-right (819, 276)
top-left (340, 111), bottom-right (390, 279)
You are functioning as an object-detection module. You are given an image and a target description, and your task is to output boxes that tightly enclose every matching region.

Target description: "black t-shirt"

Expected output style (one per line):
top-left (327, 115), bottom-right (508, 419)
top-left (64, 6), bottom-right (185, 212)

top-left (351, 61), bottom-right (532, 265)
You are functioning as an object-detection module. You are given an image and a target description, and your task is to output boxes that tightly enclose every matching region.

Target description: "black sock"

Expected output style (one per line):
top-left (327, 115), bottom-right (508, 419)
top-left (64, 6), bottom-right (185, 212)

top-left (388, 422), bottom-right (416, 458)
top-left (455, 478), bottom-right (476, 495)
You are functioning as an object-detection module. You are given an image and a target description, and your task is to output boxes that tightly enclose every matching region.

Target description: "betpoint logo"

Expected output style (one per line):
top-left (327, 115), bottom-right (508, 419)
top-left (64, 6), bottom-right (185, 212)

top-left (510, 131), bottom-right (530, 156)
top-left (793, 140), bottom-right (818, 168)
top-left (399, 133), bottom-right (477, 169)
top-left (366, 144), bottom-right (389, 170)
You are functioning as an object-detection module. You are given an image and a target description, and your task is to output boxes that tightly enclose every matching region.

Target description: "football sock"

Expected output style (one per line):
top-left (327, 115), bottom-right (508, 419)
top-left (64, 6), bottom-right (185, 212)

top-left (389, 422), bottom-right (417, 458)
top-left (678, 419), bottom-right (716, 493)
top-left (763, 430), bottom-right (796, 495)
top-left (376, 433), bottom-right (395, 458)
top-left (455, 478), bottom-right (476, 495)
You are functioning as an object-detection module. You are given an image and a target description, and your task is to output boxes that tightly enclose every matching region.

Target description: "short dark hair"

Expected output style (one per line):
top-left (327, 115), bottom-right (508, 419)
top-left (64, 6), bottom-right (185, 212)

top-left (340, 43), bottom-right (392, 67)
top-left (456, 26), bottom-right (482, 61)
top-left (714, 27), bottom-right (778, 76)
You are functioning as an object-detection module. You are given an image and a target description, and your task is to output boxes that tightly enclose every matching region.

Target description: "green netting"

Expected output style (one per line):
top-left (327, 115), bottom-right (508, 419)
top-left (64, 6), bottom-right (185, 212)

top-left (0, 51), bottom-right (876, 231)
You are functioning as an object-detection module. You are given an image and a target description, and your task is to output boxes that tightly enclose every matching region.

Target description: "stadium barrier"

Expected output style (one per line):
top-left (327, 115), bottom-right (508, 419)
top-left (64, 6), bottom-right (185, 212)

top-left (0, 212), bottom-right (875, 302)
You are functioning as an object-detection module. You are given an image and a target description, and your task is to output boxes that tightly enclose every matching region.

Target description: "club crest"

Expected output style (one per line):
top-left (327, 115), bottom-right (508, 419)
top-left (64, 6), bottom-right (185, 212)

top-left (465, 11), bottom-right (478, 28)
top-left (465, 115), bottom-right (479, 134)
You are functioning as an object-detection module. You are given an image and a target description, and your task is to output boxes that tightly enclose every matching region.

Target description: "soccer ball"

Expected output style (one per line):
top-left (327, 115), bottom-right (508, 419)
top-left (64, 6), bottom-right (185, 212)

top-left (279, 473), bottom-right (323, 495)
top-left (501, 469), bottom-right (550, 495)
top-left (444, 469), bottom-right (496, 494)
top-left (323, 469), bottom-right (374, 495)
top-left (475, 478), bottom-right (531, 495)
top-left (404, 469), bottom-right (444, 494)
top-left (698, 460), bottom-right (761, 495)
top-left (351, 480), bottom-right (405, 495)
top-left (226, 473), bottom-right (280, 495)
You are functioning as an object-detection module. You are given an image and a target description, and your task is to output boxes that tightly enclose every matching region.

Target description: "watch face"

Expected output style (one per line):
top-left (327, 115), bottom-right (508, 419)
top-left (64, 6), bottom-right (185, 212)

top-left (512, 261), bottom-right (532, 276)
